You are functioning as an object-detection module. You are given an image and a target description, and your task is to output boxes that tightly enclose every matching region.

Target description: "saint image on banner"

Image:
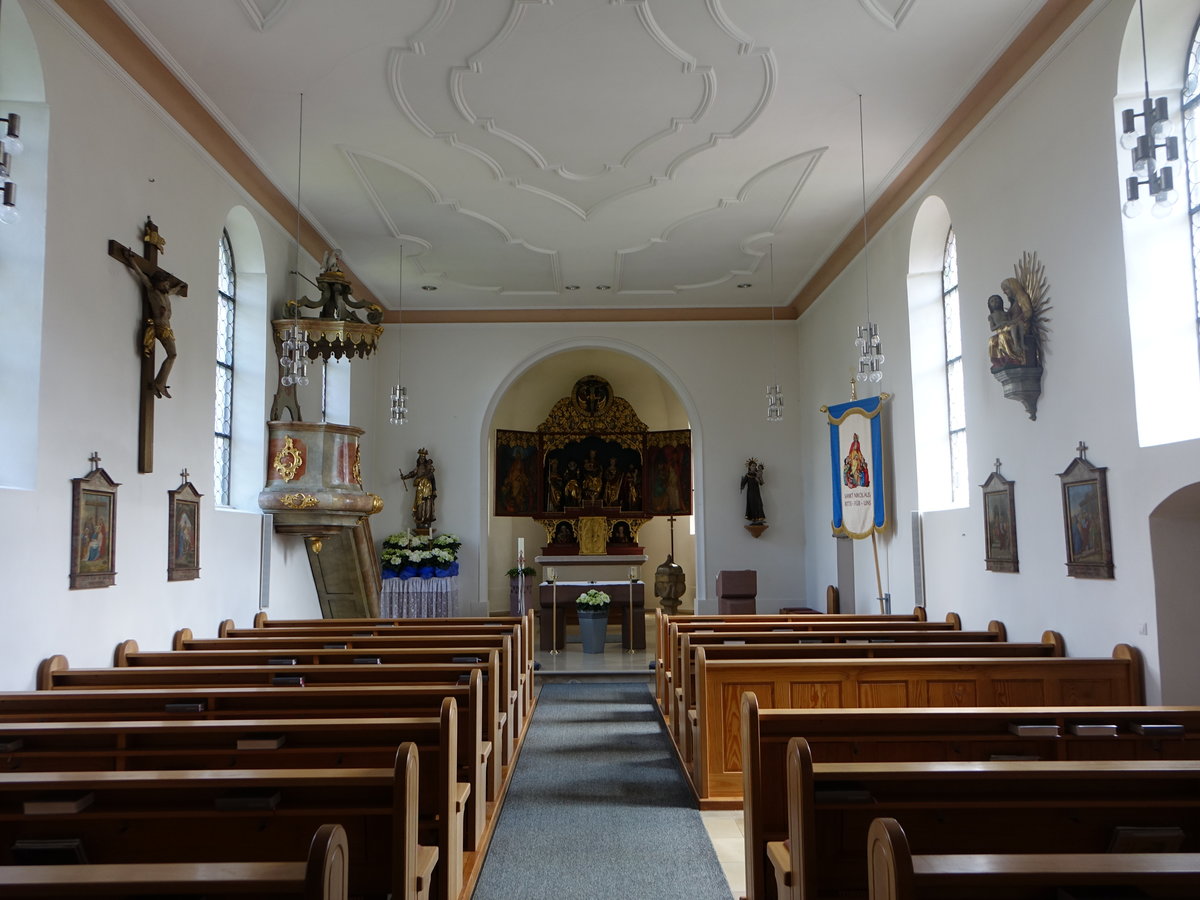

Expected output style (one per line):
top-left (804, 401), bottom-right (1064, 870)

top-left (823, 394), bottom-right (889, 539)
top-left (843, 433), bottom-right (870, 488)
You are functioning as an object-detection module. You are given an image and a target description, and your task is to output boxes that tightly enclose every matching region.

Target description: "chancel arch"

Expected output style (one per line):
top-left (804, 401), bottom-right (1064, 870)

top-left (481, 342), bottom-right (701, 614)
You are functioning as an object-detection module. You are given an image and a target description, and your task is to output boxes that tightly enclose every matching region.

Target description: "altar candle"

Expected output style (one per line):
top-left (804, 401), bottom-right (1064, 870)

top-left (629, 566), bottom-right (638, 581)
top-left (518, 537), bottom-right (524, 555)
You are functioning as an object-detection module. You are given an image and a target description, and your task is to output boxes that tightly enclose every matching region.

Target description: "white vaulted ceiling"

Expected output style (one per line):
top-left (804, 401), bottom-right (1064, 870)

top-left (103, 0), bottom-right (1073, 318)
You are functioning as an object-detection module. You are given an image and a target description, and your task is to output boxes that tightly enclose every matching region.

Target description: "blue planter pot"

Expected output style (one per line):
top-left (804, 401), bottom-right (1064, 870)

top-left (577, 607), bottom-right (610, 653)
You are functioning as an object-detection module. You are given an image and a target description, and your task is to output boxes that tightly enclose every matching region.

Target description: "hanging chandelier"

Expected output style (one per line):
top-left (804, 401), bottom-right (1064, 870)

top-left (1121, 0), bottom-right (1179, 219)
top-left (853, 95), bottom-right (884, 384)
top-left (766, 244), bottom-right (783, 422)
top-left (0, 112), bottom-right (21, 225)
top-left (389, 244), bottom-right (408, 425)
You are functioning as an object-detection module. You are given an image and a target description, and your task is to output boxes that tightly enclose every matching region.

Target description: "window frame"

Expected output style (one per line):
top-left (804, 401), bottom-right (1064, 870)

top-left (214, 228), bottom-right (236, 507)
top-left (941, 226), bottom-right (967, 506)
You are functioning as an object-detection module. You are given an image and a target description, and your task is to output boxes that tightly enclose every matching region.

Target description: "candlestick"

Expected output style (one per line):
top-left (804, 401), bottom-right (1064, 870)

top-left (518, 537), bottom-right (524, 554)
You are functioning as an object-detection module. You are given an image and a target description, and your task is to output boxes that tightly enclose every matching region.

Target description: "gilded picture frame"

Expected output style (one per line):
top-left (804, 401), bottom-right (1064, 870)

top-left (70, 459), bottom-right (120, 590)
top-left (1058, 454), bottom-right (1114, 579)
top-left (980, 470), bottom-right (1018, 573)
top-left (168, 476), bottom-right (202, 581)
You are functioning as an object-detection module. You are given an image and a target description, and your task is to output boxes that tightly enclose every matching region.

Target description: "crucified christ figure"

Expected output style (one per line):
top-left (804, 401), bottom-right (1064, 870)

top-left (124, 247), bottom-right (185, 398)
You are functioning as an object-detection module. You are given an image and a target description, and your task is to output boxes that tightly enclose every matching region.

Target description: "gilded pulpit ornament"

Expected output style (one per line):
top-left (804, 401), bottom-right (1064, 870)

top-left (280, 492), bottom-right (319, 509)
top-left (986, 251), bottom-right (1052, 420)
top-left (273, 436), bottom-right (304, 482)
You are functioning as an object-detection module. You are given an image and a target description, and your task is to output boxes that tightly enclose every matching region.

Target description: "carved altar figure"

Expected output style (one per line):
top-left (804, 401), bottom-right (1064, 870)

top-left (545, 458), bottom-right (563, 511)
top-left (582, 449), bottom-right (602, 503)
top-left (563, 459), bottom-right (582, 508)
top-left (122, 247), bottom-right (186, 399)
top-left (603, 457), bottom-right (624, 507)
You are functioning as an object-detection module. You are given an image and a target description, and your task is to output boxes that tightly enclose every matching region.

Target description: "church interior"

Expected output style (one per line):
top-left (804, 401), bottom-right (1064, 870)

top-left (4, 0), bottom-right (1200, 895)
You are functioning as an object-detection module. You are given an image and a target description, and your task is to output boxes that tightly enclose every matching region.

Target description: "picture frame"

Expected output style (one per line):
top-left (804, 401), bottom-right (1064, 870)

top-left (168, 474), bottom-right (202, 581)
top-left (1058, 452), bottom-right (1114, 579)
top-left (70, 456), bottom-right (120, 590)
top-left (980, 469), bottom-right (1018, 573)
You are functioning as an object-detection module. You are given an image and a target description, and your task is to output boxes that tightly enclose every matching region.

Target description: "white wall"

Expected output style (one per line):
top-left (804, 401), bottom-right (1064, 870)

top-left (0, 3), bottom-right (317, 690)
top-left (797, 0), bottom-right (1200, 703)
top-left (363, 322), bottom-right (807, 617)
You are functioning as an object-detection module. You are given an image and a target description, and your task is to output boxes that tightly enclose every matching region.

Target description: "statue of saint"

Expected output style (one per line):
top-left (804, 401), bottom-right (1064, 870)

top-left (400, 448), bottom-right (437, 528)
top-left (741, 458), bottom-right (765, 524)
top-left (603, 457), bottom-right (624, 507)
top-left (582, 449), bottom-right (602, 503)
top-left (987, 276), bottom-right (1039, 370)
top-left (563, 460), bottom-right (582, 508)
top-left (545, 458), bottom-right (563, 511)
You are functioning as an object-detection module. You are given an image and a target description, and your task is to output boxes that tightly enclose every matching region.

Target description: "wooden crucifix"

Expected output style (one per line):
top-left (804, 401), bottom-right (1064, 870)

top-left (109, 217), bottom-right (188, 473)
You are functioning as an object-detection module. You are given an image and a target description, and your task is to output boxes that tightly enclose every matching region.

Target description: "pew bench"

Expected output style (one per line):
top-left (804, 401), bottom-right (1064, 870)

top-left (1, 681), bottom-right (496, 849)
top-left (39, 653), bottom-right (511, 779)
top-left (0, 822), bottom-right (349, 899)
top-left (742, 696), bottom-right (1200, 900)
top-left (667, 620), bottom-right (1017, 750)
top-left (692, 644), bottom-right (1145, 805)
top-left (866, 816), bottom-right (1200, 900)
top-left (116, 641), bottom-right (518, 766)
top-left (244, 611), bottom-right (534, 704)
top-left (672, 632), bottom-right (1060, 763)
top-left (0, 745), bottom-right (438, 900)
top-left (215, 615), bottom-right (535, 718)
top-left (765, 738), bottom-right (1200, 900)
top-left (656, 611), bottom-right (958, 713)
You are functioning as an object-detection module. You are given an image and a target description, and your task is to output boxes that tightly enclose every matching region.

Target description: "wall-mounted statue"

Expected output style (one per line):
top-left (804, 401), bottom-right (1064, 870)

top-left (986, 251), bottom-right (1052, 420)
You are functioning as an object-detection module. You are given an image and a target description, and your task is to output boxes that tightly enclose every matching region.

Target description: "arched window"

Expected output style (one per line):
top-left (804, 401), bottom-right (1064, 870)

top-left (1184, 15), bottom-right (1200, 342)
top-left (942, 227), bottom-right (967, 504)
top-left (214, 229), bottom-right (235, 506)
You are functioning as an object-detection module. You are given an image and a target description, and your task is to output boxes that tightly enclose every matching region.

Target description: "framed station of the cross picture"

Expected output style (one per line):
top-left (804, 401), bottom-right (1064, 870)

top-left (70, 460), bottom-right (120, 590)
top-left (1058, 454), bottom-right (1114, 579)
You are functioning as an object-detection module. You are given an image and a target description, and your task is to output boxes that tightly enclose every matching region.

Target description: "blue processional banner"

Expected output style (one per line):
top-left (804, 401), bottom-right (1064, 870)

top-left (824, 395), bottom-right (888, 539)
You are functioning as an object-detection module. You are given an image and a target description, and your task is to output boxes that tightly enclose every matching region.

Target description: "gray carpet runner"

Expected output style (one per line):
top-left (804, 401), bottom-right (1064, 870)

top-left (471, 681), bottom-right (732, 900)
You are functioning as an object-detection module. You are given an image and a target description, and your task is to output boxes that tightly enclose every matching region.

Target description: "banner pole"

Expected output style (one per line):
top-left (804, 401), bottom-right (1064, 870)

top-left (870, 531), bottom-right (885, 614)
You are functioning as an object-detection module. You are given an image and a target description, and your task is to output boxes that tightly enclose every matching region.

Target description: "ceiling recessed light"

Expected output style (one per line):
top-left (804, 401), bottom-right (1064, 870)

top-left (596, 285), bottom-right (611, 291)
top-left (737, 283), bottom-right (752, 289)
top-left (564, 285), bottom-right (580, 291)
top-left (421, 284), bottom-right (437, 291)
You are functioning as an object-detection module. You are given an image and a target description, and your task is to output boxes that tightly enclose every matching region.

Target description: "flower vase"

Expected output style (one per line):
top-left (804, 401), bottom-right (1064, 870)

top-left (577, 607), bottom-right (610, 653)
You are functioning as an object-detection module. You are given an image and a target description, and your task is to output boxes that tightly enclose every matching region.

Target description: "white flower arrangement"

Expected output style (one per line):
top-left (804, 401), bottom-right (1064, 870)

top-left (381, 531), bottom-right (461, 577)
top-left (576, 588), bottom-right (611, 609)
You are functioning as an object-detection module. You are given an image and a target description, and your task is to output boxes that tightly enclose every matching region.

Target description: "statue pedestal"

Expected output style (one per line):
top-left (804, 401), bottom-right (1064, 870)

top-left (993, 365), bottom-right (1043, 420)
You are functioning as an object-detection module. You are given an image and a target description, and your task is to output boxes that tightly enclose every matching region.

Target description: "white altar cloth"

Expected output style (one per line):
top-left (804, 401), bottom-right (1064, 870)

top-left (380, 575), bottom-right (459, 618)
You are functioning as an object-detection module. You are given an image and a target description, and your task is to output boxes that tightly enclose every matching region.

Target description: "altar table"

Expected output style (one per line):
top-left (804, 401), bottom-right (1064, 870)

top-left (538, 582), bottom-right (645, 651)
top-left (380, 575), bottom-right (459, 618)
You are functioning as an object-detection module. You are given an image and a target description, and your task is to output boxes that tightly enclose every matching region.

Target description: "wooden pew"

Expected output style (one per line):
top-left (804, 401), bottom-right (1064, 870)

top-left (217, 615), bottom-right (535, 718)
top-left (693, 644), bottom-right (1145, 805)
top-left (243, 610), bottom-right (536, 713)
top-left (0, 744), bottom-right (438, 900)
top-left (0, 709), bottom-right (488, 854)
top-left (40, 651), bottom-right (510, 778)
top-left (657, 612), bottom-right (958, 713)
top-left (667, 620), bottom-right (1014, 746)
top-left (118, 640), bottom-right (518, 766)
top-left (672, 631), bottom-right (1061, 764)
top-left (0, 822), bottom-right (349, 899)
top-left (0, 676), bottom-right (498, 832)
top-left (181, 628), bottom-right (526, 744)
top-left (866, 816), bottom-right (1200, 900)
top-left (767, 738), bottom-right (1200, 900)
top-left (742, 696), bottom-right (1200, 900)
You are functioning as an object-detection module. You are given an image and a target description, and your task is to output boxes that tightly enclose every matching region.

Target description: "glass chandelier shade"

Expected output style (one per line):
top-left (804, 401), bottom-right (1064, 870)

top-left (855, 322), bottom-right (885, 383)
top-left (1121, 3), bottom-right (1180, 219)
top-left (279, 321), bottom-right (310, 387)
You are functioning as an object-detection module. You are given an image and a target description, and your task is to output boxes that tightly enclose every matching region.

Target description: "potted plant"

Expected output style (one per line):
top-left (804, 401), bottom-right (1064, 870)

top-left (506, 565), bottom-right (537, 616)
top-left (575, 588), bottom-right (611, 654)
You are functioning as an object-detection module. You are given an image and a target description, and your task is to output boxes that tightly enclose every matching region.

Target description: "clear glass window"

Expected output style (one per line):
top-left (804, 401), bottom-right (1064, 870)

top-left (942, 227), bottom-right (968, 504)
top-left (214, 229), bottom-right (235, 506)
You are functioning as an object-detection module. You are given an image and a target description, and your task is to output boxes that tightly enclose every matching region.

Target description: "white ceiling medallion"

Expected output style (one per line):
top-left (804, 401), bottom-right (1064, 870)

top-left (857, 0), bottom-right (917, 31)
top-left (237, 0), bottom-right (290, 32)
top-left (389, 0), bottom-right (775, 219)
